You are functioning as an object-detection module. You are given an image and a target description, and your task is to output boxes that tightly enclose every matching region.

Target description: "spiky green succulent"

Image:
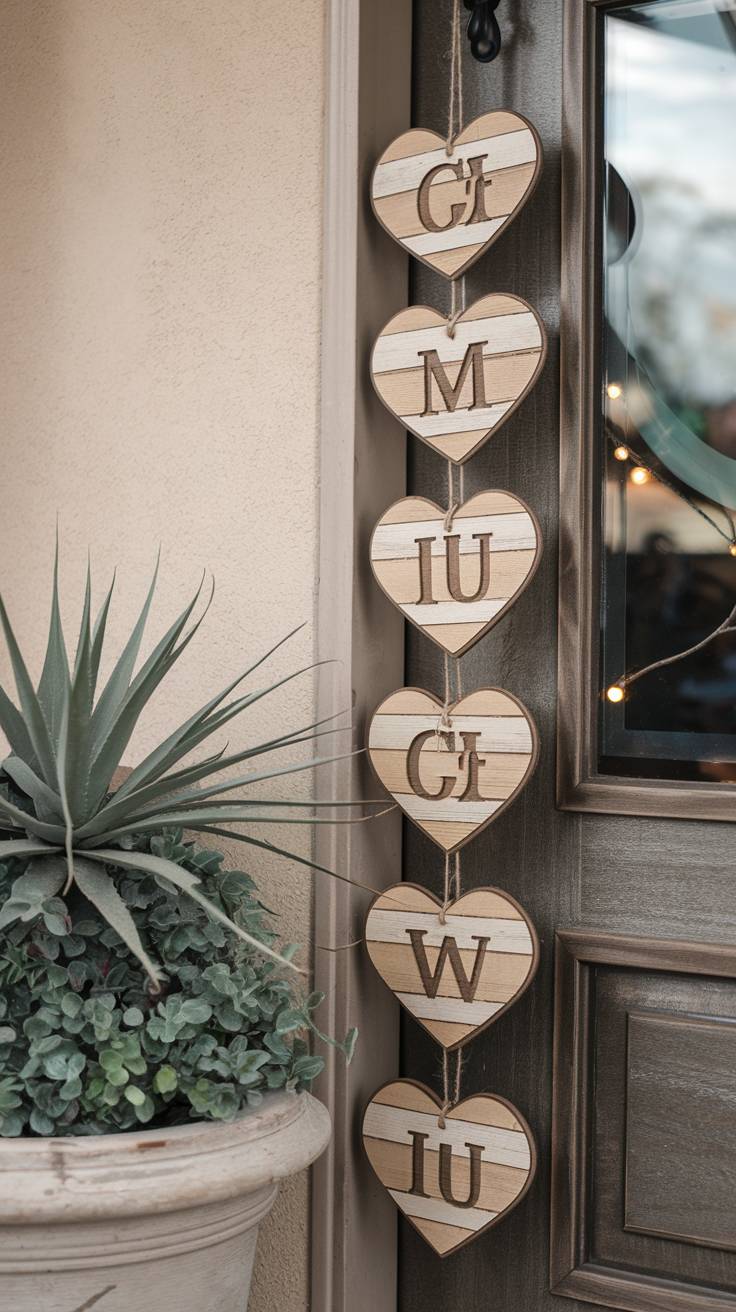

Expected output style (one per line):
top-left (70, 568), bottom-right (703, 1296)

top-left (0, 552), bottom-right (365, 986)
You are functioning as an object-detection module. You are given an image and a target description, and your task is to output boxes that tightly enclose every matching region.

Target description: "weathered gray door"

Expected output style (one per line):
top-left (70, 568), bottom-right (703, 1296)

top-left (400, 2), bottom-right (736, 1310)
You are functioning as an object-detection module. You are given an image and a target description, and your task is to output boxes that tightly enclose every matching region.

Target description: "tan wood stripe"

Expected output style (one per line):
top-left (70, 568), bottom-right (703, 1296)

top-left (374, 355), bottom-right (541, 423)
top-left (379, 294), bottom-right (529, 336)
top-left (422, 623), bottom-right (486, 653)
top-left (372, 689), bottom-right (525, 717)
top-left (368, 748), bottom-right (532, 800)
top-left (395, 794), bottom-right (504, 825)
top-left (424, 426), bottom-right (502, 460)
top-left (429, 246), bottom-right (485, 277)
top-left (369, 1084), bottom-right (523, 1131)
top-left (373, 162), bottom-right (537, 241)
top-left (418, 1018), bottom-right (477, 1046)
top-left (367, 942), bottom-right (532, 1003)
top-left (370, 887), bottom-right (525, 919)
top-left (364, 1138), bottom-right (530, 1215)
top-left (376, 113), bottom-right (531, 165)
top-left (411, 1217), bottom-right (475, 1256)
top-left (372, 551), bottom-right (537, 604)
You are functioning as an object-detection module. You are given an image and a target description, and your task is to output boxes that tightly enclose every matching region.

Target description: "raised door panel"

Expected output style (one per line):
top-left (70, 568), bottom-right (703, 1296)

top-left (552, 931), bottom-right (736, 1311)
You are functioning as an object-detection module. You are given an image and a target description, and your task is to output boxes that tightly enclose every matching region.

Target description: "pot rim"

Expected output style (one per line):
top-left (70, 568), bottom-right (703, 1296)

top-left (0, 1090), bottom-right (331, 1225)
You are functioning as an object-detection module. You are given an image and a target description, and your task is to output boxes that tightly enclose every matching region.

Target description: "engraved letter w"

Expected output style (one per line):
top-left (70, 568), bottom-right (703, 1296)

top-left (408, 929), bottom-right (489, 1003)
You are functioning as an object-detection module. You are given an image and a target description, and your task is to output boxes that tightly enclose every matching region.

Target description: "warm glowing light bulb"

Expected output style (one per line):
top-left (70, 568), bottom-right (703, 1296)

top-left (630, 466), bottom-right (650, 485)
top-left (730, 543), bottom-right (736, 558)
top-left (607, 382), bottom-right (623, 400)
top-left (613, 445), bottom-right (629, 462)
top-left (606, 684), bottom-right (625, 704)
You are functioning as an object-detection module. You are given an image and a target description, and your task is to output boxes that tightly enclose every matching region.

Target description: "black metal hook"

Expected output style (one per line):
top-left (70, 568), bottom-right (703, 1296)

top-left (463, 0), bottom-right (502, 63)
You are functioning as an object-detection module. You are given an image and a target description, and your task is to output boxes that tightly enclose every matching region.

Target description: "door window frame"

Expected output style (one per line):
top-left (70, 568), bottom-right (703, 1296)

top-left (557, 0), bottom-right (736, 821)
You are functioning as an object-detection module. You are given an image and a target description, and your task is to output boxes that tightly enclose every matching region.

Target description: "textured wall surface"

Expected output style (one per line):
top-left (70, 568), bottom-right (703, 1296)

top-left (0, 2), bottom-right (327, 1307)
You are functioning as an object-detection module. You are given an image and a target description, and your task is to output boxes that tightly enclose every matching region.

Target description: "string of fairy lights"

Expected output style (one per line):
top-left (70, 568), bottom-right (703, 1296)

top-left (602, 378), bottom-right (736, 705)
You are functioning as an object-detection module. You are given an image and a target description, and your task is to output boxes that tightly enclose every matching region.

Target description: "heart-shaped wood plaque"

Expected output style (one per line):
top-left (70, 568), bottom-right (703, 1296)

top-left (371, 111), bottom-right (542, 279)
top-left (368, 687), bottom-right (538, 853)
top-left (370, 491), bottom-right (542, 656)
top-left (366, 884), bottom-right (539, 1050)
top-left (370, 293), bottom-right (546, 463)
top-left (363, 1079), bottom-right (536, 1256)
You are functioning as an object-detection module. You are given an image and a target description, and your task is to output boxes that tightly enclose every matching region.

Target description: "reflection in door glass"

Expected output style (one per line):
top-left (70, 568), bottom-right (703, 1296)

top-left (599, 0), bottom-right (736, 781)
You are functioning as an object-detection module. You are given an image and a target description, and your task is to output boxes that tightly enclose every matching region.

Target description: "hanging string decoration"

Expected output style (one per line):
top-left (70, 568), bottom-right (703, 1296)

top-left (370, 490), bottom-right (542, 656)
top-left (367, 687), bottom-right (538, 852)
top-left (362, 1081), bottom-right (536, 1258)
top-left (362, 0), bottom-right (546, 1254)
top-left (370, 292), bottom-right (547, 463)
top-left (370, 110), bottom-right (541, 280)
top-left (365, 883), bottom-right (539, 1049)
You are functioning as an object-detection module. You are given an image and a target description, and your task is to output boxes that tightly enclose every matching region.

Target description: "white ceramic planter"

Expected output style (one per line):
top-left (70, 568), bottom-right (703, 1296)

top-left (0, 1090), bottom-right (330, 1312)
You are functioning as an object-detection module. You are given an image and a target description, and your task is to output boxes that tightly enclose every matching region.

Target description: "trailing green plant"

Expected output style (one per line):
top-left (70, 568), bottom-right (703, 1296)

top-left (0, 817), bottom-right (355, 1136)
top-left (0, 553), bottom-right (373, 981)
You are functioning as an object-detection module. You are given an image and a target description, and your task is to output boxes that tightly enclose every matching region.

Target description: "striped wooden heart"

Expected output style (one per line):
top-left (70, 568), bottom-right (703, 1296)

top-left (366, 884), bottom-right (539, 1050)
top-left (370, 491), bottom-right (542, 656)
top-left (371, 111), bottom-right (542, 279)
top-left (368, 687), bottom-right (538, 853)
top-left (370, 293), bottom-right (546, 463)
top-left (363, 1080), bottom-right (536, 1256)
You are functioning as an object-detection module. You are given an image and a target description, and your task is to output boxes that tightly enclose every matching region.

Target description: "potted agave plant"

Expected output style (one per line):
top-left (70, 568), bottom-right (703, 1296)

top-left (0, 556), bottom-right (363, 1312)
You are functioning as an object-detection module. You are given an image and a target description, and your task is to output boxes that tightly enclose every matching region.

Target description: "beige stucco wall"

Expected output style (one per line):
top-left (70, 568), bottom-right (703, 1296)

top-left (0, 1), bottom-right (327, 1307)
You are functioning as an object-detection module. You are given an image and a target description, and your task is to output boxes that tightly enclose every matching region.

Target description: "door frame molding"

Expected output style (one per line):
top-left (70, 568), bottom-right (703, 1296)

top-left (311, 3), bottom-right (412, 1310)
top-left (556, 0), bottom-right (736, 823)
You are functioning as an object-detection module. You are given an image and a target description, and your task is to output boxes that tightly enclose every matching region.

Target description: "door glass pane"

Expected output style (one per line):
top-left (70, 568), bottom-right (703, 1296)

top-left (599, 0), bottom-right (736, 781)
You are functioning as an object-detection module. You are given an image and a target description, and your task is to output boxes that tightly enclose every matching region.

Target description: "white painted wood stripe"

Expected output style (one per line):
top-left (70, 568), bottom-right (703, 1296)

top-left (372, 312), bottom-right (541, 374)
top-left (369, 714), bottom-right (532, 753)
top-left (388, 1190), bottom-right (497, 1232)
top-left (367, 910), bottom-right (533, 953)
top-left (395, 993), bottom-right (503, 1023)
top-left (407, 404), bottom-right (513, 438)
top-left (403, 216), bottom-right (506, 257)
top-left (372, 129), bottom-right (536, 199)
top-left (401, 598), bottom-right (506, 626)
top-left (363, 1104), bottom-right (531, 1169)
top-left (371, 512), bottom-right (536, 559)
top-left (395, 794), bottom-right (503, 824)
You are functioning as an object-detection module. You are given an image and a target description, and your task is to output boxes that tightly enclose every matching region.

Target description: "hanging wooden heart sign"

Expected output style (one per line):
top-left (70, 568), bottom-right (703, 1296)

top-left (363, 1080), bottom-right (536, 1256)
top-left (368, 687), bottom-right (538, 853)
top-left (371, 111), bottom-right (542, 279)
top-left (371, 293), bottom-right (546, 463)
top-left (370, 490), bottom-right (542, 656)
top-left (366, 884), bottom-right (539, 1050)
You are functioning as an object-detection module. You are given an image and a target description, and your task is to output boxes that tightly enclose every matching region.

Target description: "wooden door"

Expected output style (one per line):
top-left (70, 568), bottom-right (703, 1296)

top-left (399, 2), bottom-right (736, 1310)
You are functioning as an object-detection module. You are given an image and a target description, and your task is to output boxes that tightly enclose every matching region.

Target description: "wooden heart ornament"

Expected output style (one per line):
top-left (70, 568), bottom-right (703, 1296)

top-left (363, 1080), bottom-right (536, 1256)
top-left (366, 884), bottom-right (539, 1050)
top-left (370, 491), bottom-right (542, 656)
top-left (370, 293), bottom-right (546, 463)
top-left (368, 687), bottom-right (538, 853)
top-left (371, 111), bottom-right (542, 279)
